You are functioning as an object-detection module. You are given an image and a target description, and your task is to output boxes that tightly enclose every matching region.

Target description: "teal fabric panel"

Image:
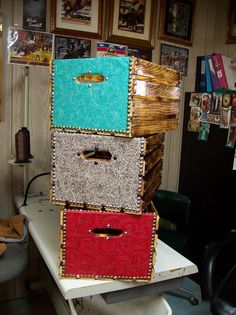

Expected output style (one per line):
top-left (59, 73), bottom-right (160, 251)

top-left (52, 57), bottom-right (130, 132)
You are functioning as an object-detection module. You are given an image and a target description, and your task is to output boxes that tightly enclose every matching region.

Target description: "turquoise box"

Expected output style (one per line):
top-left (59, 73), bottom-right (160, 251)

top-left (51, 57), bottom-right (130, 134)
top-left (50, 56), bottom-right (181, 137)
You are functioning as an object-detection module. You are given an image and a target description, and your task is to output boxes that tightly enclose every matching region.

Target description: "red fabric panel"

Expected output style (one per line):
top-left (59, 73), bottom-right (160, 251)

top-left (64, 210), bottom-right (155, 279)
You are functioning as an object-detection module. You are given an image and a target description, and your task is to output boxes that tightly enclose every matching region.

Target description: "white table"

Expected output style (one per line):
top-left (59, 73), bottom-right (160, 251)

top-left (16, 195), bottom-right (198, 315)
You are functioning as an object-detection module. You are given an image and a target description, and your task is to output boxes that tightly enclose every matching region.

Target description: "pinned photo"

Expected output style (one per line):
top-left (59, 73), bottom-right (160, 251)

top-left (7, 27), bottom-right (53, 67)
top-left (198, 122), bottom-right (210, 141)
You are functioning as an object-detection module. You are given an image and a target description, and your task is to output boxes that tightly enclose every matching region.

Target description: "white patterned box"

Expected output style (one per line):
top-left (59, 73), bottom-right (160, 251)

top-left (51, 131), bottom-right (164, 214)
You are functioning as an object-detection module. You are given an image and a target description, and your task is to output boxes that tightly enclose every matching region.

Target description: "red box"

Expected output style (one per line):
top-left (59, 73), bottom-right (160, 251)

top-left (60, 208), bottom-right (159, 281)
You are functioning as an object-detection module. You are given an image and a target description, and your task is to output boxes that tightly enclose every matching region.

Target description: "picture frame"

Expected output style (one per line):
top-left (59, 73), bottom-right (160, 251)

top-left (105, 0), bottom-right (157, 48)
top-left (55, 35), bottom-right (91, 59)
top-left (128, 46), bottom-right (153, 61)
top-left (23, 0), bottom-right (46, 32)
top-left (158, 0), bottom-right (195, 46)
top-left (7, 27), bottom-right (53, 67)
top-left (50, 0), bottom-right (103, 39)
top-left (160, 43), bottom-right (189, 76)
top-left (226, 0), bottom-right (236, 44)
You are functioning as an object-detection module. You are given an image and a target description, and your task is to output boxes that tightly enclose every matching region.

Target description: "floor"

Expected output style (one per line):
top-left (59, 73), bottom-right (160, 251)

top-left (0, 291), bottom-right (57, 315)
top-left (163, 277), bottom-right (212, 315)
top-left (0, 278), bottom-right (211, 315)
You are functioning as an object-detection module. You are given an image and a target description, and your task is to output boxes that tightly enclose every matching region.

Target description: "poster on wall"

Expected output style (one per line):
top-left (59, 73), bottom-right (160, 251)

top-left (55, 36), bottom-right (91, 59)
top-left (96, 42), bottom-right (126, 57)
top-left (118, 0), bottom-right (145, 34)
top-left (23, 0), bottom-right (46, 32)
top-left (7, 28), bottom-right (53, 67)
top-left (160, 43), bottom-right (189, 76)
top-left (128, 46), bottom-right (152, 61)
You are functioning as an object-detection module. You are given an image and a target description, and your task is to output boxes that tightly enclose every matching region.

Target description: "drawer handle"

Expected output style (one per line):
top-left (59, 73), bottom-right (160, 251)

top-left (78, 150), bottom-right (112, 161)
top-left (75, 73), bottom-right (106, 84)
top-left (90, 228), bottom-right (123, 238)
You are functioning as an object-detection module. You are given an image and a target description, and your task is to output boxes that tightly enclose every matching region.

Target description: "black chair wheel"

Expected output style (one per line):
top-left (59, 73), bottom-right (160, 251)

top-left (189, 296), bottom-right (199, 305)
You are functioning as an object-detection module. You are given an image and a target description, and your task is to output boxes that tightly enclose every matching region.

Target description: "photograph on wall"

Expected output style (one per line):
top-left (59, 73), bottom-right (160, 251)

top-left (198, 122), bottom-right (210, 141)
top-left (128, 46), bottom-right (152, 61)
top-left (165, 1), bottom-right (192, 39)
top-left (55, 36), bottom-right (91, 59)
top-left (23, 0), bottom-right (46, 31)
top-left (61, 0), bottom-right (92, 26)
top-left (199, 93), bottom-right (212, 123)
top-left (226, 126), bottom-right (236, 148)
top-left (189, 92), bottom-right (202, 107)
top-left (96, 42), bottom-right (126, 57)
top-left (159, 0), bottom-right (195, 46)
top-left (118, 0), bottom-right (146, 34)
top-left (187, 106), bottom-right (200, 132)
top-left (7, 28), bottom-right (53, 67)
top-left (230, 94), bottom-right (236, 126)
top-left (219, 93), bottom-right (232, 129)
top-left (160, 43), bottom-right (189, 76)
top-left (211, 92), bottom-right (222, 115)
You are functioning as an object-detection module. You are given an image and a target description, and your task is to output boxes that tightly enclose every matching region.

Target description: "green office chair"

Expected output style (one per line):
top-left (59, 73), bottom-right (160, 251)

top-left (152, 189), bottom-right (199, 305)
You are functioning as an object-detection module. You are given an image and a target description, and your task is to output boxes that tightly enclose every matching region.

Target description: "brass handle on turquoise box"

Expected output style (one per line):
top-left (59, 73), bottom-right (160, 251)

top-left (74, 73), bottom-right (107, 84)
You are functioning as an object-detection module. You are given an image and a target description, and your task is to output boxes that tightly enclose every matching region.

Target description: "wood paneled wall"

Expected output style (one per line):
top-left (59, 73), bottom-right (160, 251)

top-left (0, 0), bottom-right (235, 302)
top-left (0, 0), bottom-right (235, 220)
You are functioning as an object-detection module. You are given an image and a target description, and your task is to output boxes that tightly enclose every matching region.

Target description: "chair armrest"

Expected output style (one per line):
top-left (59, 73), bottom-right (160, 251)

top-left (211, 264), bottom-right (236, 315)
top-left (200, 242), bottom-right (218, 300)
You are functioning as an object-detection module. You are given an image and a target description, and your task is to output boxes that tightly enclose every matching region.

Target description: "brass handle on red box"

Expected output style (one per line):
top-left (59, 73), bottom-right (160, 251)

top-left (91, 228), bottom-right (123, 238)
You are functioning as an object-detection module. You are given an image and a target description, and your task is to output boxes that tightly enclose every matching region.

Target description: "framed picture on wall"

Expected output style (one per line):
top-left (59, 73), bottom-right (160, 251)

top-left (226, 0), bottom-right (236, 43)
top-left (50, 0), bottom-right (103, 39)
top-left (55, 36), bottom-right (91, 59)
top-left (158, 0), bottom-right (195, 46)
top-left (160, 43), bottom-right (189, 76)
top-left (7, 28), bottom-right (53, 67)
top-left (23, 0), bottom-right (46, 32)
top-left (105, 0), bottom-right (157, 48)
top-left (128, 46), bottom-right (153, 61)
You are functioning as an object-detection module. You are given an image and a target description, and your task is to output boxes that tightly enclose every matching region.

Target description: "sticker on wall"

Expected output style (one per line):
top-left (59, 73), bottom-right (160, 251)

top-left (198, 122), bottom-right (210, 141)
top-left (220, 93), bottom-right (232, 129)
top-left (96, 42), bottom-right (126, 57)
top-left (188, 106), bottom-right (200, 132)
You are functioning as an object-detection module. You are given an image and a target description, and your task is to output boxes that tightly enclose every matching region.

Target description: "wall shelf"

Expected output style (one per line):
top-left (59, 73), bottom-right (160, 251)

top-left (8, 159), bottom-right (32, 166)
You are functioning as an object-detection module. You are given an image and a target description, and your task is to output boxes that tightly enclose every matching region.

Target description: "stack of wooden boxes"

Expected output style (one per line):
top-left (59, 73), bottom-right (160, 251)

top-left (50, 56), bottom-right (181, 281)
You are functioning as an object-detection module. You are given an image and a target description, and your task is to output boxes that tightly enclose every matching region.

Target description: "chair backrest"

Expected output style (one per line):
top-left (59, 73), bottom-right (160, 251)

top-left (0, 243), bottom-right (28, 283)
top-left (152, 189), bottom-right (190, 234)
top-left (201, 230), bottom-right (236, 300)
